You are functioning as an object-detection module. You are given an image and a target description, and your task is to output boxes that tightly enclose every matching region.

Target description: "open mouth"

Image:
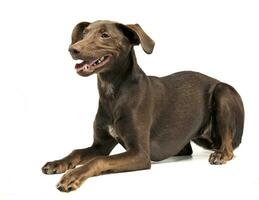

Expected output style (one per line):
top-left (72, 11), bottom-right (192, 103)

top-left (75, 55), bottom-right (112, 74)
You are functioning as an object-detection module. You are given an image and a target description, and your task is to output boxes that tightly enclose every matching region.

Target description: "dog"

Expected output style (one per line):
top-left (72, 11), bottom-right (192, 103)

top-left (42, 20), bottom-right (244, 192)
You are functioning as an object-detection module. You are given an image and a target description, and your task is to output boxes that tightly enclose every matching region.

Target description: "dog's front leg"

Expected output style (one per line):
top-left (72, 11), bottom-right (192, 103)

top-left (42, 125), bottom-right (117, 175)
top-left (56, 149), bottom-right (150, 192)
top-left (41, 145), bottom-right (108, 175)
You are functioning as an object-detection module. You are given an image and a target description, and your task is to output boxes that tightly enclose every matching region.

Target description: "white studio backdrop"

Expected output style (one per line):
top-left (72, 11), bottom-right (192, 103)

top-left (0, 0), bottom-right (259, 199)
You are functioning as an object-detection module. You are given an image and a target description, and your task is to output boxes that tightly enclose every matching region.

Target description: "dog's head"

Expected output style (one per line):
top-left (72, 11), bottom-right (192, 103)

top-left (69, 20), bottom-right (155, 76)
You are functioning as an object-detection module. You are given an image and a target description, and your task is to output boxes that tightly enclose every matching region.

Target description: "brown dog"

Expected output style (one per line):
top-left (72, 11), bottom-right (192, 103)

top-left (42, 20), bottom-right (244, 192)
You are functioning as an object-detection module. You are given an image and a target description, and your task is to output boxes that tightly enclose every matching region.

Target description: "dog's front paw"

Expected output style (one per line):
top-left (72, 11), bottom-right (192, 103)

top-left (56, 167), bottom-right (88, 192)
top-left (42, 160), bottom-right (74, 175)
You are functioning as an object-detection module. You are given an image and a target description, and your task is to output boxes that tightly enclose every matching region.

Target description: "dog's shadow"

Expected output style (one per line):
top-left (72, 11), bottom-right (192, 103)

top-left (151, 150), bottom-right (211, 164)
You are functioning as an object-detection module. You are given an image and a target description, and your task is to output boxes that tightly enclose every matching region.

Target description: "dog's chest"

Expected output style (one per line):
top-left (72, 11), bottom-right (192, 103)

top-left (100, 82), bottom-right (114, 97)
top-left (107, 125), bottom-right (119, 139)
top-left (107, 125), bottom-right (126, 147)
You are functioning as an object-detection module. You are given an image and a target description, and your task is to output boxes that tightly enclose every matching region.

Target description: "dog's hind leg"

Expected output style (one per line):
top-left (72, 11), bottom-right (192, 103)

top-left (209, 83), bottom-right (244, 165)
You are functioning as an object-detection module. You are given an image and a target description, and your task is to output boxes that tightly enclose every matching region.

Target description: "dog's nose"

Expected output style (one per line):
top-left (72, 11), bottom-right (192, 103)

top-left (69, 46), bottom-right (81, 56)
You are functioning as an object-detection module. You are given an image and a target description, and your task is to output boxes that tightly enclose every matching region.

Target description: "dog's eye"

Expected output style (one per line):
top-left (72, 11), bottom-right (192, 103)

top-left (101, 32), bottom-right (110, 38)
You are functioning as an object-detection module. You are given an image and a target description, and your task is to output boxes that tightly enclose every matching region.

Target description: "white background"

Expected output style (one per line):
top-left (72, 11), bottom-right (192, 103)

top-left (0, 0), bottom-right (259, 199)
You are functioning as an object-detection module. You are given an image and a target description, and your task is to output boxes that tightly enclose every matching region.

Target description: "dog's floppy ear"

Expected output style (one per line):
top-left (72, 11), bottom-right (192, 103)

top-left (71, 22), bottom-right (90, 44)
top-left (117, 23), bottom-right (155, 54)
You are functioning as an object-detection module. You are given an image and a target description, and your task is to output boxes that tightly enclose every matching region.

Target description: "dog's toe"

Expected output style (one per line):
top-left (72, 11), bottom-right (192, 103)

top-left (57, 184), bottom-right (66, 192)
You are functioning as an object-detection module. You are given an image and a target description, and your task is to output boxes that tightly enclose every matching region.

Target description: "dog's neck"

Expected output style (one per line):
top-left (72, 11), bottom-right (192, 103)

top-left (97, 49), bottom-right (142, 98)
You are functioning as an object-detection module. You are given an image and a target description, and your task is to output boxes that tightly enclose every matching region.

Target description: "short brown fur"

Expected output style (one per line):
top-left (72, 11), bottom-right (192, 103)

top-left (42, 20), bottom-right (244, 192)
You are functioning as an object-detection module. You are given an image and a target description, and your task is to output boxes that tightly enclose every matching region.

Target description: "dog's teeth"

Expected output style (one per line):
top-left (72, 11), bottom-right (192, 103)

top-left (100, 57), bottom-right (104, 61)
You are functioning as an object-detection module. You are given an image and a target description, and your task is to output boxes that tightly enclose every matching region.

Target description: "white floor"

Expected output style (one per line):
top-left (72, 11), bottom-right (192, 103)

top-left (1, 1), bottom-right (259, 199)
top-left (1, 142), bottom-right (258, 200)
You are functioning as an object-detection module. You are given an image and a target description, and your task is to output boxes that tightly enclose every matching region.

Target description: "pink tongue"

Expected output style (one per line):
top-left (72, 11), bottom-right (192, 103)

top-left (75, 63), bottom-right (84, 69)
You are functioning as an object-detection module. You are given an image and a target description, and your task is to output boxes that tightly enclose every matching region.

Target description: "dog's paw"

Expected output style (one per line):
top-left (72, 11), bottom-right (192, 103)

top-left (42, 160), bottom-right (74, 174)
top-left (209, 152), bottom-right (227, 165)
top-left (56, 168), bottom-right (88, 192)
